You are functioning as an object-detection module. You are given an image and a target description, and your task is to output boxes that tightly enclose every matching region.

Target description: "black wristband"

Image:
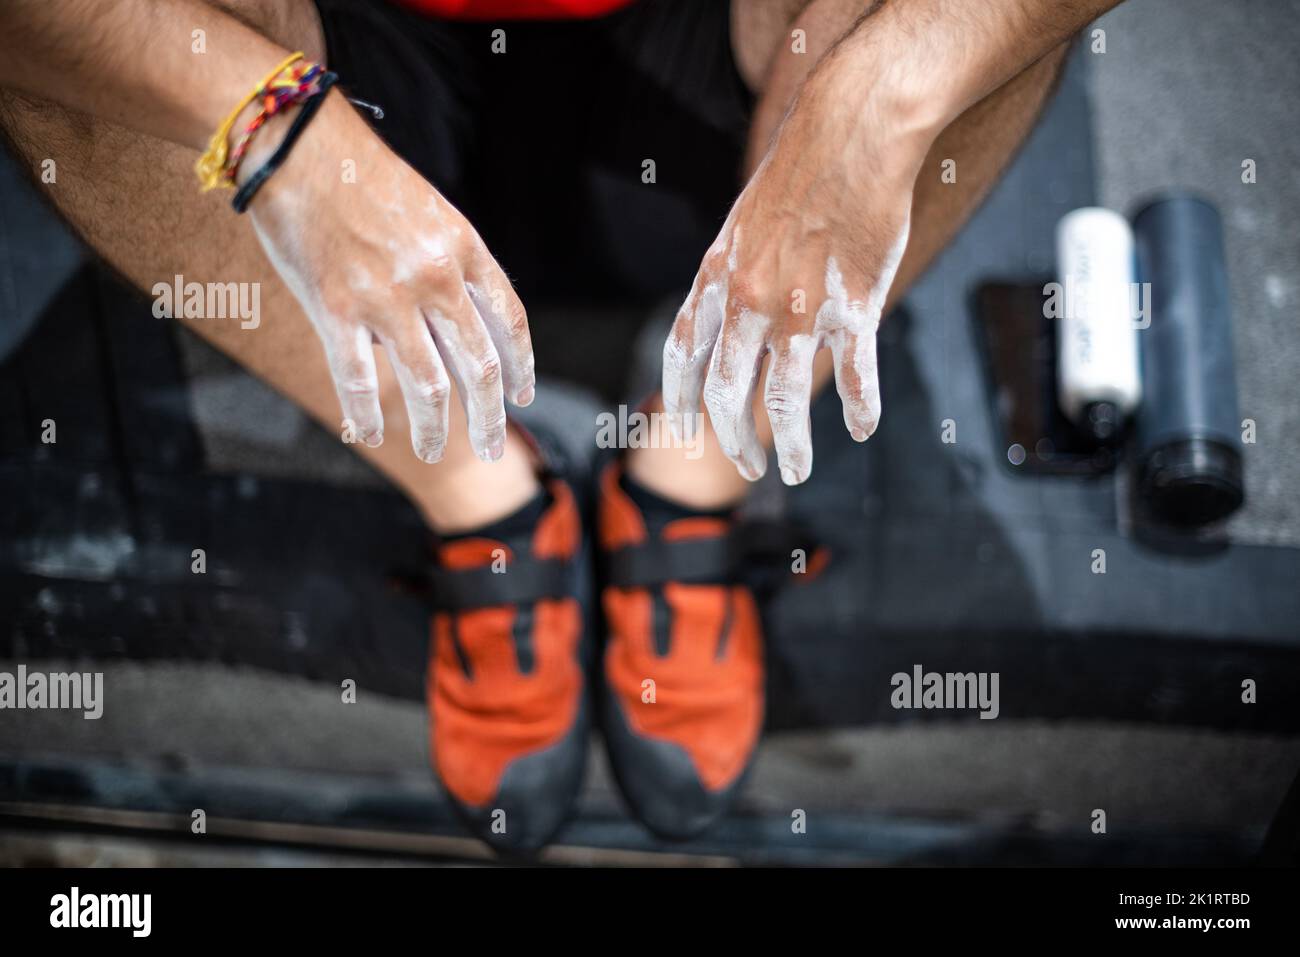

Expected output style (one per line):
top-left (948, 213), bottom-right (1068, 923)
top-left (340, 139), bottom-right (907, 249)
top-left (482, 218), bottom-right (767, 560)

top-left (232, 71), bottom-right (339, 214)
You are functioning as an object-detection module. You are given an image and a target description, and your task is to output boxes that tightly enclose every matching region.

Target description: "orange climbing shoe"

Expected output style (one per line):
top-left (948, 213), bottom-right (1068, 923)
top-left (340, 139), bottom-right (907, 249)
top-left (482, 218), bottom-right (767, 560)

top-left (596, 461), bottom-right (764, 839)
top-left (427, 474), bottom-right (590, 853)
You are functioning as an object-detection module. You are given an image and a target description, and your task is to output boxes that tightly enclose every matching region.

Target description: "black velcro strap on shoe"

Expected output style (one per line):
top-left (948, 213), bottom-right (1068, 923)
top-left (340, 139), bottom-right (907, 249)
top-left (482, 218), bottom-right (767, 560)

top-left (429, 557), bottom-right (571, 612)
top-left (603, 535), bottom-right (744, 588)
top-left (602, 519), bottom-right (823, 590)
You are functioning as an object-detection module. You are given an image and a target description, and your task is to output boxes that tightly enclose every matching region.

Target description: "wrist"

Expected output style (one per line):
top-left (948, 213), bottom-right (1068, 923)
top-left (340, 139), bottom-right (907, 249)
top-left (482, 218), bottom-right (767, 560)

top-left (230, 100), bottom-right (290, 187)
top-left (792, 55), bottom-right (935, 196)
top-left (237, 87), bottom-right (351, 211)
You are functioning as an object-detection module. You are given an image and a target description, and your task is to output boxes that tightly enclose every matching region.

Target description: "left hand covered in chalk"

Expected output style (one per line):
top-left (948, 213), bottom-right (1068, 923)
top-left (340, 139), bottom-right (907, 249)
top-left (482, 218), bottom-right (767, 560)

top-left (662, 62), bottom-right (929, 485)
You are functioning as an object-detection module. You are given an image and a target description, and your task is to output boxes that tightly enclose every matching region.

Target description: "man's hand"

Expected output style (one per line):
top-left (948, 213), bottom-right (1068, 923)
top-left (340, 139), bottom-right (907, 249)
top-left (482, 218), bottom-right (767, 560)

top-left (663, 59), bottom-right (927, 485)
top-left (667, 0), bottom-right (1124, 484)
top-left (245, 96), bottom-right (533, 463)
top-left (0, 0), bottom-right (534, 465)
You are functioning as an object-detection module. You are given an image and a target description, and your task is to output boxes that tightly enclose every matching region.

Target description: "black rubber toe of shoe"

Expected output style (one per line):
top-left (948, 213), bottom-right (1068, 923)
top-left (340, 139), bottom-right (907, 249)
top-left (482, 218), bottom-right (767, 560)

top-left (599, 692), bottom-right (749, 842)
top-left (447, 698), bottom-right (590, 857)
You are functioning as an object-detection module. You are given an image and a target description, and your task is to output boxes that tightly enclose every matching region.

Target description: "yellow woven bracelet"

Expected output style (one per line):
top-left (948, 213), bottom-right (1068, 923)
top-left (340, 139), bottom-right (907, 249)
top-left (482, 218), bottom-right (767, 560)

top-left (194, 51), bottom-right (305, 192)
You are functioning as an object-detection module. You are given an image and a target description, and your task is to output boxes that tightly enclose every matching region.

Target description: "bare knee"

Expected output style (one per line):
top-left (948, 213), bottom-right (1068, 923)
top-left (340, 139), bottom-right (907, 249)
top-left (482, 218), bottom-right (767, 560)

top-left (731, 0), bottom-right (818, 92)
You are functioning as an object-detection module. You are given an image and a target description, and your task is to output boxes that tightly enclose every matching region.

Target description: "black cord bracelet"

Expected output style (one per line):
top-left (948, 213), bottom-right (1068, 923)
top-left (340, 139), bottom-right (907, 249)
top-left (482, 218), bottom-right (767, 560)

top-left (232, 71), bottom-right (339, 214)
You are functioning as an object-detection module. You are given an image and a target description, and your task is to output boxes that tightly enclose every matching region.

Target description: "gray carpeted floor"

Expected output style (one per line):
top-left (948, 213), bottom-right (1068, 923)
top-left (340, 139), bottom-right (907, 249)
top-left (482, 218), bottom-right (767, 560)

top-left (1091, 0), bottom-right (1300, 545)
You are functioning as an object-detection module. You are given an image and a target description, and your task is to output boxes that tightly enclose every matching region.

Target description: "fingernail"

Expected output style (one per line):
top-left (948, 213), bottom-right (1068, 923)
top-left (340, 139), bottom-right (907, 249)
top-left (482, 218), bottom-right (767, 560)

top-left (481, 439), bottom-right (505, 462)
top-left (515, 384), bottom-right (535, 406)
top-left (851, 427), bottom-right (867, 442)
top-left (780, 465), bottom-right (800, 486)
top-left (364, 431), bottom-right (384, 448)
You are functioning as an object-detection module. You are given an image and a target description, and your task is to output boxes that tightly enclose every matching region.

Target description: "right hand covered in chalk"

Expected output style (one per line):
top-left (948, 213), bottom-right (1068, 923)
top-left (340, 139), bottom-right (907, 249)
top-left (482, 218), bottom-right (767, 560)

top-left (243, 92), bottom-right (534, 463)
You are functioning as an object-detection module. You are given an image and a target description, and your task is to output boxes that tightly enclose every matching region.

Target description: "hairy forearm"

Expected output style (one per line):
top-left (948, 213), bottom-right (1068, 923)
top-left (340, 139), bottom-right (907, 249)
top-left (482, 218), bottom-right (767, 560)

top-left (827, 0), bottom-right (1123, 143)
top-left (0, 0), bottom-right (293, 152)
top-left (749, 0), bottom-right (1122, 175)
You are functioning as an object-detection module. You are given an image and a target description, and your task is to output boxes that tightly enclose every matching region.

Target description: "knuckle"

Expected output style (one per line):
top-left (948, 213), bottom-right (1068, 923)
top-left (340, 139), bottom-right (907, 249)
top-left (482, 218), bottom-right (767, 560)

top-left (410, 374), bottom-right (450, 404)
top-left (318, 293), bottom-right (354, 324)
top-left (333, 362), bottom-right (376, 397)
top-left (726, 273), bottom-right (760, 310)
top-left (416, 256), bottom-right (459, 292)
top-left (472, 352), bottom-right (503, 390)
top-left (764, 390), bottom-right (801, 427)
top-left (503, 299), bottom-right (530, 342)
top-left (429, 377), bottom-right (452, 403)
top-left (453, 222), bottom-right (483, 257)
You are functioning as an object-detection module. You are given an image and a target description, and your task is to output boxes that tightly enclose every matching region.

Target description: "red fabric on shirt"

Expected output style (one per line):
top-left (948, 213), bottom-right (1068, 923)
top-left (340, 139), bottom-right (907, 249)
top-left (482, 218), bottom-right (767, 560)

top-left (392, 0), bottom-right (638, 19)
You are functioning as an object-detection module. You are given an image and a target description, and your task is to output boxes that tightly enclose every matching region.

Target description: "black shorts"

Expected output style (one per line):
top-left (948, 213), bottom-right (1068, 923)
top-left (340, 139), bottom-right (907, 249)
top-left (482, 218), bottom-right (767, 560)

top-left (314, 0), bottom-right (753, 304)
